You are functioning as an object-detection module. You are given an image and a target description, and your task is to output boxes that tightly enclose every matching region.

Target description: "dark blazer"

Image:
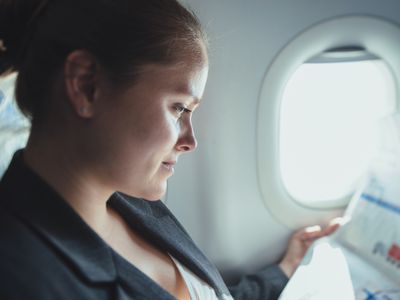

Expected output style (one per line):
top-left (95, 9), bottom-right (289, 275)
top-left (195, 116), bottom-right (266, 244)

top-left (0, 151), bottom-right (287, 299)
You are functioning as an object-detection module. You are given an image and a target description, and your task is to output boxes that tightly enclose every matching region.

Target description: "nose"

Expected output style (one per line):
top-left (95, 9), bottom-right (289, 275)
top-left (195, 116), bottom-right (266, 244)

top-left (175, 122), bottom-right (197, 153)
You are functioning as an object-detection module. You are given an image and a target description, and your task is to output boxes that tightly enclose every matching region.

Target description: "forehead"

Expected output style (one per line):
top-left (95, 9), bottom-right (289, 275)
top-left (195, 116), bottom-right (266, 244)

top-left (138, 39), bottom-right (208, 82)
top-left (135, 58), bottom-right (209, 99)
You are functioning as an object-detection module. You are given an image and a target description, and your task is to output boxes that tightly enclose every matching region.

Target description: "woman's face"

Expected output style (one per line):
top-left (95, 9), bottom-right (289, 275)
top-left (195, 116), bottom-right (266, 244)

top-left (87, 53), bottom-right (209, 200)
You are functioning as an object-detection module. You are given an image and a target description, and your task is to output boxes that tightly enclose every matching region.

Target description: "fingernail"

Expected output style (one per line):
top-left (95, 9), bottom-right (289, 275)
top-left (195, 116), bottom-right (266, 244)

top-left (305, 225), bottom-right (322, 233)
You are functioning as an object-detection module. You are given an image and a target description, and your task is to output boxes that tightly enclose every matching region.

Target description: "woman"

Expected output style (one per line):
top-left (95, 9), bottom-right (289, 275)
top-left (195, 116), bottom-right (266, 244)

top-left (0, 0), bottom-right (338, 299)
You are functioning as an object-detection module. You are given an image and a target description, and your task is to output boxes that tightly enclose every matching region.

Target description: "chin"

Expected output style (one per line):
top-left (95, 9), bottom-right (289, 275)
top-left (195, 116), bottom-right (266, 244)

top-left (122, 184), bottom-right (166, 202)
top-left (141, 191), bottom-right (164, 201)
top-left (148, 181), bottom-right (168, 200)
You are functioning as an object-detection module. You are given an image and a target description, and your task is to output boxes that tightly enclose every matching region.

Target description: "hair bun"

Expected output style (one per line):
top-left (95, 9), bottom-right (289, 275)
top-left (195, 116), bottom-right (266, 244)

top-left (0, 0), bottom-right (48, 76)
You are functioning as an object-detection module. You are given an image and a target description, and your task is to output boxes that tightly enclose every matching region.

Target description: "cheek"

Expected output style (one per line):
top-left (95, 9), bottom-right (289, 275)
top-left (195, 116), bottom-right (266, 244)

top-left (132, 112), bottom-right (180, 151)
top-left (151, 118), bottom-right (180, 148)
top-left (91, 101), bottom-right (180, 164)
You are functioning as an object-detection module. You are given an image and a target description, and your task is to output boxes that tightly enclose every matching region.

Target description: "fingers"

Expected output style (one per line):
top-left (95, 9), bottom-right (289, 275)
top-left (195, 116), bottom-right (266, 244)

top-left (297, 217), bottom-right (344, 241)
top-left (304, 225), bottom-right (322, 234)
top-left (299, 225), bottom-right (323, 240)
top-left (322, 222), bottom-right (339, 236)
top-left (322, 217), bottom-right (344, 235)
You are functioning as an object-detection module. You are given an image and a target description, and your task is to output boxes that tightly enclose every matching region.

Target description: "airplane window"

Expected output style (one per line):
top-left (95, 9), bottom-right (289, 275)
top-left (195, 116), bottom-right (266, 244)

top-left (258, 16), bottom-right (400, 225)
top-left (279, 52), bottom-right (396, 205)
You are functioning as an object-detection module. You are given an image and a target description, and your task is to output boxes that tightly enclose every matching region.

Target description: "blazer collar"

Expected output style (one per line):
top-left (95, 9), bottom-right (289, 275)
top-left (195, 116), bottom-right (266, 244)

top-left (109, 193), bottom-right (230, 297)
top-left (0, 151), bottom-right (117, 284)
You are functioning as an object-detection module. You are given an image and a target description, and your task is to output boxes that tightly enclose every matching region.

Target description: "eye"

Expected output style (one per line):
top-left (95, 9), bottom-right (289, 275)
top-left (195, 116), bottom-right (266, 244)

top-left (173, 104), bottom-right (192, 117)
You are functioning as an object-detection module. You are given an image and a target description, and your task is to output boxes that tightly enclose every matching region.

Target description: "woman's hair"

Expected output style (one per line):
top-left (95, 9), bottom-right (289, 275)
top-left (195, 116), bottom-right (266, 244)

top-left (0, 0), bottom-right (207, 123)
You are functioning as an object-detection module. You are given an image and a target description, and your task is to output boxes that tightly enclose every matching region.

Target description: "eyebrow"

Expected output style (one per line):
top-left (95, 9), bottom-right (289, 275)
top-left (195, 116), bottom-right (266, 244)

top-left (174, 86), bottom-right (202, 106)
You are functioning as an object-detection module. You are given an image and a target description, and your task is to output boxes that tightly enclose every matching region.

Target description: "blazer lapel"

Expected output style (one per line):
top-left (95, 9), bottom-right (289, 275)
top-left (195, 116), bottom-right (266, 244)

top-left (109, 193), bottom-right (230, 297)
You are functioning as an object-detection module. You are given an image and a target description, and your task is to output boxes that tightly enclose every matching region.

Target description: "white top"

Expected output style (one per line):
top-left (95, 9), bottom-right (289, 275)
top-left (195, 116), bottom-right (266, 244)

top-left (169, 255), bottom-right (233, 300)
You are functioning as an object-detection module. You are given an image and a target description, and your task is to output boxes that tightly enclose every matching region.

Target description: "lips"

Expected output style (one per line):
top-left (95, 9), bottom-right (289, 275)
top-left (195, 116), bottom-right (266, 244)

top-left (162, 161), bottom-right (176, 166)
top-left (162, 161), bottom-right (176, 172)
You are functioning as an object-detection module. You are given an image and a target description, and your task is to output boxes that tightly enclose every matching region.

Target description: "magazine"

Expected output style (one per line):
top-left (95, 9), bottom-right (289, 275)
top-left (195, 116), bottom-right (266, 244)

top-left (279, 115), bottom-right (400, 300)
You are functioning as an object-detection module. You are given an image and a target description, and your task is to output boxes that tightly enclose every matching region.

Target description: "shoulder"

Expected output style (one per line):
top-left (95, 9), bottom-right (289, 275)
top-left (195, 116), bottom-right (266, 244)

top-left (0, 207), bottom-right (69, 299)
top-left (0, 206), bottom-right (39, 255)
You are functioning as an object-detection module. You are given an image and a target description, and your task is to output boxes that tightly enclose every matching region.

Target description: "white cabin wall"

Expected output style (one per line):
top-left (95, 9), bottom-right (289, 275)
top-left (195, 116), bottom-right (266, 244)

top-left (166, 0), bottom-right (400, 276)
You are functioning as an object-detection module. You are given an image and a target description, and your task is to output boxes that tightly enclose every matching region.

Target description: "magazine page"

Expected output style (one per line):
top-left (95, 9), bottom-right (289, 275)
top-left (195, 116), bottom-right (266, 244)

top-left (279, 114), bottom-right (400, 300)
top-left (335, 114), bottom-right (400, 282)
top-left (279, 238), bottom-right (399, 300)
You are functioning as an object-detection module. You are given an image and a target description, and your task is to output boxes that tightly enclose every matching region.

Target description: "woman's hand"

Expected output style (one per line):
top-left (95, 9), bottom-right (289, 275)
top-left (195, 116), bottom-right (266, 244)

top-left (278, 218), bottom-right (342, 278)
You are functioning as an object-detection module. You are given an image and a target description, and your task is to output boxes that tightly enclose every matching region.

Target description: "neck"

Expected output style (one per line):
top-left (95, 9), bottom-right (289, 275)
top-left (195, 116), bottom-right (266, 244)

top-left (23, 132), bottom-right (115, 238)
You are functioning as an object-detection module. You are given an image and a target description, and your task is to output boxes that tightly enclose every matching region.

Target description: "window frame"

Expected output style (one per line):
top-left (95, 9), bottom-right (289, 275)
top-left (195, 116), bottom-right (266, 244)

top-left (257, 15), bottom-right (400, 228)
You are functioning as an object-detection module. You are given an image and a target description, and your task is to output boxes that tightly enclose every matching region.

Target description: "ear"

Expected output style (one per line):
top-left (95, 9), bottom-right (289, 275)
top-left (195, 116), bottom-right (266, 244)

top-left (64, 50), bottom-right (99, 118)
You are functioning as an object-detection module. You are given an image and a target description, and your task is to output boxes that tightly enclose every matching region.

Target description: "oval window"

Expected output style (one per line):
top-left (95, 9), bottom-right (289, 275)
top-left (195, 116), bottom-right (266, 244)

top-left (279, 49), bottom-right (396, 205)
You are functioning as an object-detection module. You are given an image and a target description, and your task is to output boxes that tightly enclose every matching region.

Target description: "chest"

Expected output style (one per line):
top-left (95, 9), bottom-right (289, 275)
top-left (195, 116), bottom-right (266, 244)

top-left (105, 212), bottom-right (191, 300)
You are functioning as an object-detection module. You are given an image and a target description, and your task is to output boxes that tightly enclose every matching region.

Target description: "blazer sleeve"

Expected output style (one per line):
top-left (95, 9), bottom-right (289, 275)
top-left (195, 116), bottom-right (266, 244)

top-left (228, 264), bottom-right (289, 300)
